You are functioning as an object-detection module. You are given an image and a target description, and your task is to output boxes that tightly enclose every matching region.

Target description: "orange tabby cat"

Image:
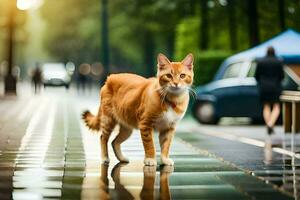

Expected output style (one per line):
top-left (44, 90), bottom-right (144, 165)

top-left (82, 53), bottom-right (194, 166)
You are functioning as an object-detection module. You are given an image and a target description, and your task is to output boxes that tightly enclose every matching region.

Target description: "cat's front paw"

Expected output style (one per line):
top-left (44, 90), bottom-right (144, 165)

top-left (161, 157), bottom-right (174, 166)
top-left (144, 158), bottom-right (157, 166)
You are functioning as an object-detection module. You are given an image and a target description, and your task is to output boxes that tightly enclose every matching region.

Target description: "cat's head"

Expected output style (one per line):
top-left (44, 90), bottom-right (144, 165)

top-left (157, 53), bottom-right (194, 95)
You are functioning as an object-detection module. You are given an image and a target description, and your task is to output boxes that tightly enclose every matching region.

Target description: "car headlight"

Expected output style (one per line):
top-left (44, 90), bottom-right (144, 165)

top-left (63, 75), bottom-right (71, 82)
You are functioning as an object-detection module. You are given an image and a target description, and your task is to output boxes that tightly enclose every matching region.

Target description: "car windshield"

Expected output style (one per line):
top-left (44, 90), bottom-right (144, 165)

top-left (222, 62), bottom-right (243, 79)
top-left (43, 63), bottom-right (66, 73)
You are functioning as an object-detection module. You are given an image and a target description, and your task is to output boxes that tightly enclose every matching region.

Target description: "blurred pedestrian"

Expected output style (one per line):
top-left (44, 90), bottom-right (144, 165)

top-left (77, 63), bottom-right (91, 94)
top-left (12, 66), bottom-right (21, 81)
top-left (255, 46), bottom-right (284, 135)
top-left (32, 65), bottom-right (43, 94)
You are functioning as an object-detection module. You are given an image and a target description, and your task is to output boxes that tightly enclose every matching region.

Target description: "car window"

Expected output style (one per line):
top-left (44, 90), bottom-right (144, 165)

top-left (43, 64), bottom-right (66, 73)
top-left (247, 62), bottom-right (257, 77)
top-left (222, 62), bottom-right (242, 79)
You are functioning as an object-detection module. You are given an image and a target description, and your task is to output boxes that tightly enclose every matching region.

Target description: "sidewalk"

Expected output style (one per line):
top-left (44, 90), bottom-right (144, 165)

top-left (177, 118), bottom-right (300, 199)
top-left (0, 88), bottom-right (293, 199)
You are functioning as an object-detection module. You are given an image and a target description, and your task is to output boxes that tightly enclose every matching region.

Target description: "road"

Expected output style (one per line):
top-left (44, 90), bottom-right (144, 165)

top-left (0, 83), bottom-right (297, 199)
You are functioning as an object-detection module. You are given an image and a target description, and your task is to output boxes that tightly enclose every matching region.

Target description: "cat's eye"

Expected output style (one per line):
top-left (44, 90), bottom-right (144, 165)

top-left (180, 74), bottom-right (186, 79)
top-left (166, 74), bottom-right (172, 79)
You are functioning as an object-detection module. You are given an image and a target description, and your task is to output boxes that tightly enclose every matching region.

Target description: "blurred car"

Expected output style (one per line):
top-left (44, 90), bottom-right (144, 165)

top-left (42, 63), bottom-right (71, 89)
top-left (192, 61), bottom-right (300, 124)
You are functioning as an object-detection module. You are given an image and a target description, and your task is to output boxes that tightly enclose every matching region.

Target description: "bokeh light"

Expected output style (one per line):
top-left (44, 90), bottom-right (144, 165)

top-left (17, 0), bottom-right (43, 11)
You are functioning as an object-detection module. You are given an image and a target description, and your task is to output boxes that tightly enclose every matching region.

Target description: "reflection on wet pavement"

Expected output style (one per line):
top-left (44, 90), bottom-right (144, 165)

top-left (0, 89), bottom-right (294, 199)
top-left (264, 140), bottom-right (273, 165)
top-left (85, 163), bottom-right (173, 200)
top-left (177, 124), bottom-right (300, 199)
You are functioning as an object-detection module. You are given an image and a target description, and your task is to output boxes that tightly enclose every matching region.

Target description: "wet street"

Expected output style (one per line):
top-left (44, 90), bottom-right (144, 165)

top-left (0, 84), bottom-right (298, 199)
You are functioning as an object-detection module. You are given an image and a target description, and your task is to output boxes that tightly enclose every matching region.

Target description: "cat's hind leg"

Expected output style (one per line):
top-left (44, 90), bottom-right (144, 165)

top-left (112, 125), bottom-right (132, 163)
top-left (100, 114), bottom-right (116, 164)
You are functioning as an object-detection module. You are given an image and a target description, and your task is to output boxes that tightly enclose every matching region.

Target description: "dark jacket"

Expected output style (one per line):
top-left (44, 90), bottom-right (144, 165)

top-left (32, 68), bottom-right (42, 83)
top-left (254, 56), bottom-right (284, 103)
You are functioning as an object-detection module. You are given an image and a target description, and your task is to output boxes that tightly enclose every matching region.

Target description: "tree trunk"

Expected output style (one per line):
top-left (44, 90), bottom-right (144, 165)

top-left (190, 0), bottom-right (196, 15)
top-left (4, 0), bottom-right (17, 94)
top-left (278, 0), bottom-right (285, 31)
top-left (200, 0), bottom-right (209, 50)
top-left (247, 0), bottom-right (259, 47)
top-left (101, 0), bottom-right (109, 82)
top-left (166, 31), bottom-right (175, 59)
top-left (144, 31), bottom-right (155, 77)
top-left (228, 0), bottom-right (237, 51)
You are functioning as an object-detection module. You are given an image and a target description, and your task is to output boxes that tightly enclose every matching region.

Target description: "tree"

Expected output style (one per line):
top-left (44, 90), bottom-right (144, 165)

top-left (247, 0), bottom-right (260, 46)
top-left (110, 0), bottom-right (186, 76)
top-left (200, 0), bottom-right (209, 50)
top-left (38, 0), bottom-right (300, 80)
top-left (278, 0), bottom-right (285, 31)
top-left (101, 0), bottom-right (109, 80)
top-left (144, 30), bottom-right (155, 77)
top-left (227, 0), bottom-right (237, 51)
top-left (40, 0), bottom-right (100, 65)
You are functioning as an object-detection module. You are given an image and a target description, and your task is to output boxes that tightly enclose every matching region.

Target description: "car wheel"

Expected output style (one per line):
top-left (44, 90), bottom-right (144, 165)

top-left (193, 101), bottom-right (219, 124)
top-left (65, 84), bottom-right (69, 89)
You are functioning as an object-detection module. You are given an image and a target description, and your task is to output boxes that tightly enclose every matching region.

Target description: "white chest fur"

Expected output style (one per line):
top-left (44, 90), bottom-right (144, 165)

top-left (155, 106), bottom-right (185, 131)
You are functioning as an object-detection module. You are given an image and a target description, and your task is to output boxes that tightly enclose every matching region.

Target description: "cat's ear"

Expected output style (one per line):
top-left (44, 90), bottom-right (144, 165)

top-left (157, 53), bottom-right (171, 70)
top-left (182, 53), bottom-right (194, 70)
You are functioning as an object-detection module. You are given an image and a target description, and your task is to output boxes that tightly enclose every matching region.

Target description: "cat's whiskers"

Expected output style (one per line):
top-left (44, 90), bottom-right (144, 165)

top-left (160, 88), bottom-right (168, 107)
top-left (188, 87), bottom-right (197, 100)
top-left (158, 87), bottom-right (170, 107)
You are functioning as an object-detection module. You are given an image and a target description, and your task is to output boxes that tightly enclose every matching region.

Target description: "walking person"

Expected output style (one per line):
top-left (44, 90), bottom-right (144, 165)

top-left (255, 46), bottom-right (284, 136)
top-left (32, 65), bottom-right (43, 94)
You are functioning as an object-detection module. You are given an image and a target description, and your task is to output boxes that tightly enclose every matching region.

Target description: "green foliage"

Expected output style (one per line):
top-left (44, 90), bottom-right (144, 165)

top-left (0, 0), bottom-right (28, 63)
top-left (16, 0), bottom-right (300, 78)
top-left (108, 0), bottom-right (185, 75)
top-left (258, 0), bottom-right (281, 41)
top-left (108, 6), bottom-right (144, 72)
top-left (174, 17), bottom-right (200, 61)
top-left (40, 0), bottom-right (100, 64)
top-left (174, 16), bottom-right (231, 86)
top-left (284, 0), bottom-right (300, 32)
top-left (193, 51), bottom-right (232, 86)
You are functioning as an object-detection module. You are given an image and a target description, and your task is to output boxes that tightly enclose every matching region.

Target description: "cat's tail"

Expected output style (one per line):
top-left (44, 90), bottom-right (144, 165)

top-left (82, 109), bottom-right (101, 131)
